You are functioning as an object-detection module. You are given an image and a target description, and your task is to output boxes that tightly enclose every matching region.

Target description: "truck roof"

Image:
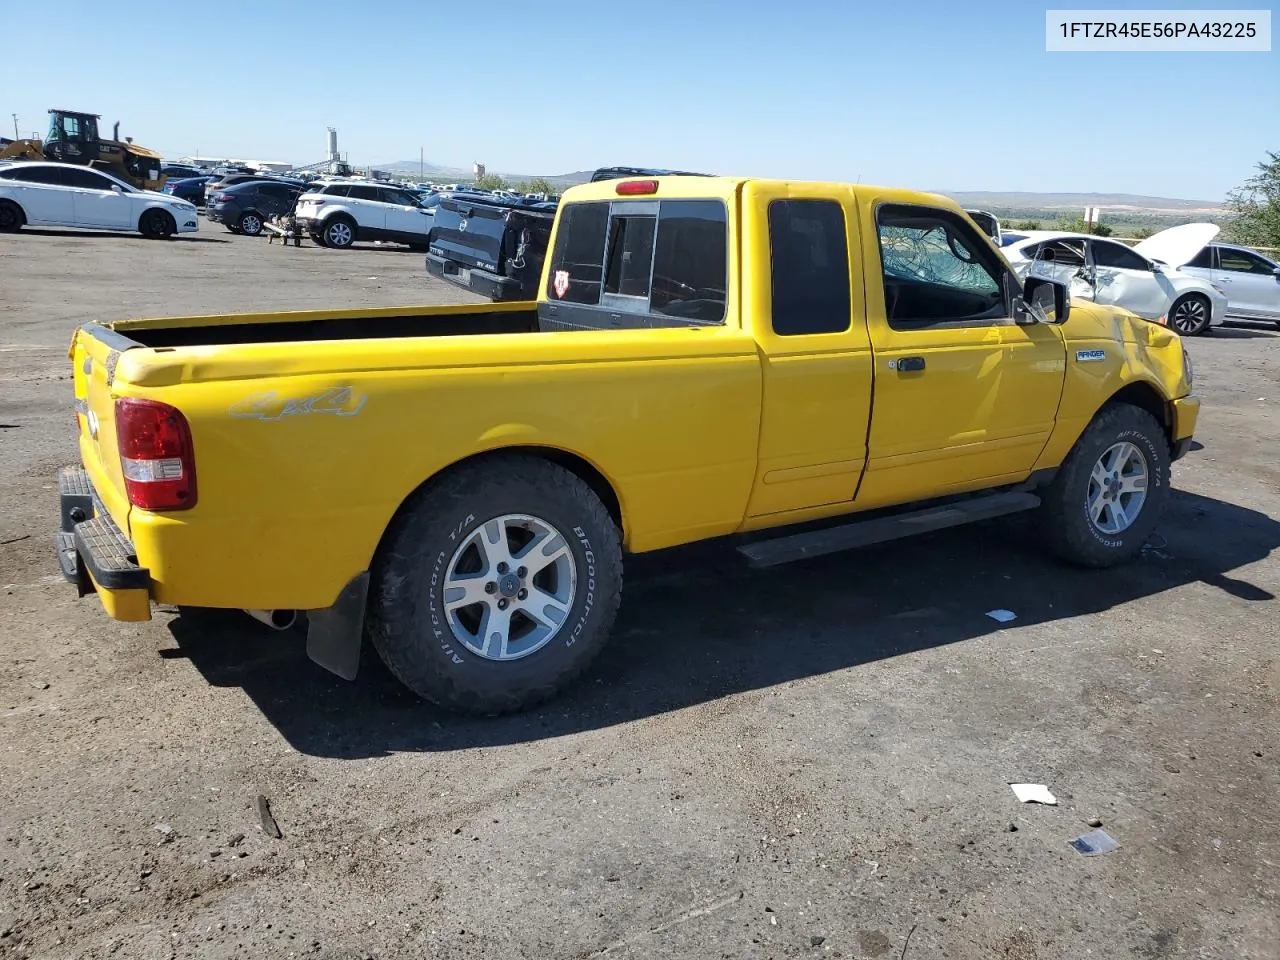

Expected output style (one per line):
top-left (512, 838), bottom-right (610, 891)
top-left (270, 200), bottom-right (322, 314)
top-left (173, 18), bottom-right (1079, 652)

top-left (561, 175), bottom-right (962, 212)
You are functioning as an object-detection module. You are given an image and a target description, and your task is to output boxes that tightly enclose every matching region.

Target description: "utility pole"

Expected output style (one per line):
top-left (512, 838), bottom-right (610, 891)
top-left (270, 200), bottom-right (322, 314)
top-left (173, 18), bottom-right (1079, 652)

top-left (420, 147), bottom-right (424, 180)
top-left (11, 114), bottom-right (18, 139)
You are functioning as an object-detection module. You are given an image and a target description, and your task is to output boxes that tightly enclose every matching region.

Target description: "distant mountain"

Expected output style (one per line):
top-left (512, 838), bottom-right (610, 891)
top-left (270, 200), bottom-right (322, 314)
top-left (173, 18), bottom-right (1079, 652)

top-left (940, 191), bottom-right (1226, 213)
top-left (374, 160), bottom-right (592, 188)
top-left (371, 162), bottom-right (1224, 212)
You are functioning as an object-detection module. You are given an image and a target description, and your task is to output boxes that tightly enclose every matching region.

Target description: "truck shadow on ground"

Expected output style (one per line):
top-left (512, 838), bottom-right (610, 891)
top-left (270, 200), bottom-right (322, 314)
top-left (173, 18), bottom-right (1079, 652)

top-left (165, 488), bottom-right (1279, 759)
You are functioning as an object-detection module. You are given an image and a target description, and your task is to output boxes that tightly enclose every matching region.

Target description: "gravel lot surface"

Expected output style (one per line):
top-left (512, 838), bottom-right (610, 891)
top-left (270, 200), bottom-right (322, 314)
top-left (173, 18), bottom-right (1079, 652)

top-left (1, 224), bottom-right (1277, 960)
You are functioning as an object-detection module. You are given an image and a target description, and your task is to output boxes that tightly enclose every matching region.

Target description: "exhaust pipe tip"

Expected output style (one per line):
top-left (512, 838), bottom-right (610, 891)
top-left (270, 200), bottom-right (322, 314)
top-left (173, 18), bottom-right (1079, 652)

top-left (244, 608), bottom-right (297, 631)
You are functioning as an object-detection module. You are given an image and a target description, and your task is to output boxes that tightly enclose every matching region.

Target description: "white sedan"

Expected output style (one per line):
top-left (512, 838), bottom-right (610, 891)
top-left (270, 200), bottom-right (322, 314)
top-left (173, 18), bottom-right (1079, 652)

top-left (0, 161), bottom-right (199, 239)
top-left (1002, 224), bottom-right (1227, 336)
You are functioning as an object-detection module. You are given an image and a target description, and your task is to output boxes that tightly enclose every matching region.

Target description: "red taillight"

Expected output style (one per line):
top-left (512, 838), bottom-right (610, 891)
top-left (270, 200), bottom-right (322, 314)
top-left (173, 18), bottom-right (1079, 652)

top-left (115, 398), bottom-right (197, 511)
top-left (615, 179), bottom-right (658, 195)
top-left (213, 192), bottom-right (232, 202)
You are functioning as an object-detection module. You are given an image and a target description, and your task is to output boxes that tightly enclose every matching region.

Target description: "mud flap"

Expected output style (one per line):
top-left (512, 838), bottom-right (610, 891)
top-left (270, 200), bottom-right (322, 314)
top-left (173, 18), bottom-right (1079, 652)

top-left (305, 571), bottom-right (369, 681)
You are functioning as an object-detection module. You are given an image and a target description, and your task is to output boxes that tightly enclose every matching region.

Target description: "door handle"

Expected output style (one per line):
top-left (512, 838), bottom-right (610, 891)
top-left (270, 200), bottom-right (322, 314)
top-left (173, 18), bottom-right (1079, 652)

top-left (896, 356), bottom-right (926, 372)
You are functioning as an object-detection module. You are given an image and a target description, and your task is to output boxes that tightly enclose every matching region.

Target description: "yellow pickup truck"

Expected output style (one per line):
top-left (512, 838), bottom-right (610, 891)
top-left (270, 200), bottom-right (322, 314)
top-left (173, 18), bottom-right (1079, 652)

top-left (58, 175), bottom-right (1199, 714)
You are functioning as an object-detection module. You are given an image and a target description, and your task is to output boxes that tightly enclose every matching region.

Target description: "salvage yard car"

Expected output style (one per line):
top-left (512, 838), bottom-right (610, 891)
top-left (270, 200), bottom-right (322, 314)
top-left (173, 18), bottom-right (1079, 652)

top-left (294, 180), bottom-right (435, 249)
top-left (56, 175), bottom-right (1199, 715)
top-left (0, 161), bottom-right (199, 238)
top-left (1003, 224), bottom-right (1228, 336)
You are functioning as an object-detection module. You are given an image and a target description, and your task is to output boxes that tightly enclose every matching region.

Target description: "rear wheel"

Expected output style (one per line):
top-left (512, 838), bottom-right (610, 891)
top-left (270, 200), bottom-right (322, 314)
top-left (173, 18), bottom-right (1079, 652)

top-left (1039, 403), bottom-right (1171, 568)
top-left (0, 200), bottom-right (25, 232)
top-left (139, 208), bottom-right (175, 240)
top-left (1169, 293), bottom-right (1211, 336)
top-left (323, 217), bottom-right (356, 249)
top-left (367, 454), bottom-right (624, 715)
top-left (238, 212), bottom-right (264, 236)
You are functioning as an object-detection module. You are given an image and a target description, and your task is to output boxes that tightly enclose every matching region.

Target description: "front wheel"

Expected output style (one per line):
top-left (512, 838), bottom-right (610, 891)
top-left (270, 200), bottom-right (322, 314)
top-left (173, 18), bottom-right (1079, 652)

top-left (1039, 404), bottom-right (1171, 568)
top-left (139, 208), bottom-right (175, 239)
top-left (367, 454), bottom-right (624, 715)
top-left (1169, 294), bottom-right (1211, 336)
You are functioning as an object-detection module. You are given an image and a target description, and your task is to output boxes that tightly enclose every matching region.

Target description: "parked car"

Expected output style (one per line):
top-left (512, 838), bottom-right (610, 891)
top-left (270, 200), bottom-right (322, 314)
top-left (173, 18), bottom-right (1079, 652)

top-left (0, 161), bottom-right (198, 238)
top-left (426, 192), bottom-right (558, 299)
top-left (162, 163), bottom-right (206, 181)
top-left (1177, 242), bottom-right (1280, 329)
top-left (57, 174), bottom-right (1198, 716)
top-left (1002, 225), bottom-right (1228, 335)
top-left (202, 173), bottom-right (303, 204)
top-left (293, 180), bottom-right (435, 249)
top-left (205, 180), bottom-right (305, 235)
top-left (162, 175), bottom-right (216, 207)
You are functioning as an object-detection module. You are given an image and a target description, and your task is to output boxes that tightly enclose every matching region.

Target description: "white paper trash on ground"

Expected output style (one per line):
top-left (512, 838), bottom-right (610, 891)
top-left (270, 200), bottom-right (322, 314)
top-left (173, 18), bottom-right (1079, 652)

top-left (1069, 829), bottom-right (1120, 856)
top-left (986, 609), bottom-right (1017, 623)
top-left (1010, 783), bottom-right (1058, 805)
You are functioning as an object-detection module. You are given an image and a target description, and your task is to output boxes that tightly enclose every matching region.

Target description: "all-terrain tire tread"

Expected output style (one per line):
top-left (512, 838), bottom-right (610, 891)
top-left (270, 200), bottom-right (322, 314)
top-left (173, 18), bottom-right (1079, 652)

top-left (366, 454), bottom-right (623, 715)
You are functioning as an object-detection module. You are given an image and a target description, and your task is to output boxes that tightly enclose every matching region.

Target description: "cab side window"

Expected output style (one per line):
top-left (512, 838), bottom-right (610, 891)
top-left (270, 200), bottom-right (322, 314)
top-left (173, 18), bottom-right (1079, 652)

top-left (545, 199), bottom-right (728, 324)
top-left (876, 204), bottom-right (1006, 328)
top-left (768, 199), bottom-right (850, 336)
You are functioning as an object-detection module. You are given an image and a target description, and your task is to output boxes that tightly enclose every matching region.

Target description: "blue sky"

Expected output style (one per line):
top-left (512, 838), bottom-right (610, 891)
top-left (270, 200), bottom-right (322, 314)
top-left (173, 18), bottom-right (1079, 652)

top-left (4, 0), bottom-right (1275, 199)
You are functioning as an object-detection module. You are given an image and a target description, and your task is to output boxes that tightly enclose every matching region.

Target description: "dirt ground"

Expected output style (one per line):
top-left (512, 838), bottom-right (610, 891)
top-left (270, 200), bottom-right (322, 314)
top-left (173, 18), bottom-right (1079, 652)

top-left (1, 224), bottom-right (1277, 960)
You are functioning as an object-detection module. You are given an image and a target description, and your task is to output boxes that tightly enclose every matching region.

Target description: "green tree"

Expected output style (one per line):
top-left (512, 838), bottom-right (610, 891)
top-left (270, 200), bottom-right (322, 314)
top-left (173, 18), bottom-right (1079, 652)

top-left (1008, 219), bottom-right (1040, 230)
top-left (1225, 150), bottom-right (1280, 247)
top-left (1131, 227), bottom-right (1156, 239)
top-left (1057, 216), bottom-right (1112, 237)
top-left (473, 174), bottom-right (508, 191)
top-left (515, 178), bottom-right (555, 195)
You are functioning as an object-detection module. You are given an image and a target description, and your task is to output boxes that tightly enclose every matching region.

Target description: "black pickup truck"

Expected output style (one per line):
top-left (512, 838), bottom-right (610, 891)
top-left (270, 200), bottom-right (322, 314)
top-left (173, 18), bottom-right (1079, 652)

top-left (426, 193), bottom-right (558, 301)
top-left (425, 166), bottom-right (712, 301)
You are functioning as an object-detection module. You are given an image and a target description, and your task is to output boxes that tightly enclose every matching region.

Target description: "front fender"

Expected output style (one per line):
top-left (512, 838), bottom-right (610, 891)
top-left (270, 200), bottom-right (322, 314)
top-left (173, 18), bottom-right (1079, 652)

top-left (1033, 302), bottom-right (1191, 470)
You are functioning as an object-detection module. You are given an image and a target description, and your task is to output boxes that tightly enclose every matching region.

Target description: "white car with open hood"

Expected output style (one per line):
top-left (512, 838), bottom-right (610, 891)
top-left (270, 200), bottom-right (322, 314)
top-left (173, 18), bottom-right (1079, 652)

top-left (1002, 223), bottom-right (1227, 336)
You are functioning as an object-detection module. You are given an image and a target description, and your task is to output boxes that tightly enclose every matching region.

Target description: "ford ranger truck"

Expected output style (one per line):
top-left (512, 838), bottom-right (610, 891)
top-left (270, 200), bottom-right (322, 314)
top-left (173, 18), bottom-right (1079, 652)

top-left (57, 175), bottom-right (1199, 716)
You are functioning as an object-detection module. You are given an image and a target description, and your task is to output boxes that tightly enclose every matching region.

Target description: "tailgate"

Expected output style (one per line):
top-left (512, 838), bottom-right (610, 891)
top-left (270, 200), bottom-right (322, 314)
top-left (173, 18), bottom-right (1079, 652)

top-left (429, 202), bottom-right (509, 273)
top-left (71, 326), bottom-right (133, 533)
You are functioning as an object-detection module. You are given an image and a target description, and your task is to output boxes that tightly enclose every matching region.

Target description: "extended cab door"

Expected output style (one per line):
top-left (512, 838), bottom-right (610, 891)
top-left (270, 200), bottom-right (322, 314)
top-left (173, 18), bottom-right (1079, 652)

top-left (741, 182), bottom-right (874, 518)
top-left (855, 198), bottom-right (1066, 508)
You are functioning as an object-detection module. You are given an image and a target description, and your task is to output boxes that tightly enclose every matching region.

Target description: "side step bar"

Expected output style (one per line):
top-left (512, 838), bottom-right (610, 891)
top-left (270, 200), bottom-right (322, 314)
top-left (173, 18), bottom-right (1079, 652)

top-left (737, 491), bottom-right (1041, 568)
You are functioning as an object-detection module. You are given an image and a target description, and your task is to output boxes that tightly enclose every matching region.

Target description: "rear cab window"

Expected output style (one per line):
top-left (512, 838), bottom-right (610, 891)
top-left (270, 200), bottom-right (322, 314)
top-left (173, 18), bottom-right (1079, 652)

top-left (544, 197), bottom-right (728, 326)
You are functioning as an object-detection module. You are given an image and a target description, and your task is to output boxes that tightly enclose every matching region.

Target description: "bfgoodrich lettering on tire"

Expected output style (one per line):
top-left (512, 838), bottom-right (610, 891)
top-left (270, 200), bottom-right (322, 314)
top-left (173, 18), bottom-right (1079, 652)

top-left (367, 454), bottom-right (623, 715)
top-left (1039, 403), bottom-right (1171, 568)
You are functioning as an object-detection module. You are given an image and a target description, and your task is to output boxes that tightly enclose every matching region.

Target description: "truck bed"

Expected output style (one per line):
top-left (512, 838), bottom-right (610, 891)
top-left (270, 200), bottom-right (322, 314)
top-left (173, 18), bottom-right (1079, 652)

top-left (111, 303), bottom-right (539, 348)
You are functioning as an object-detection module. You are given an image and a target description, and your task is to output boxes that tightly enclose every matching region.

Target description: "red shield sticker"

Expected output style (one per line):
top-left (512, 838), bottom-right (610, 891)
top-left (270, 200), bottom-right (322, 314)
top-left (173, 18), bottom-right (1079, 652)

top-left (552, 269), bottom-right (570, 299)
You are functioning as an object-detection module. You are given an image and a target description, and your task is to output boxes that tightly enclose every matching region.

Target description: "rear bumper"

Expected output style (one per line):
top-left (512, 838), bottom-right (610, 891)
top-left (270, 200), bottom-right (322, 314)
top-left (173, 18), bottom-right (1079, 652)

top-left (1170, 394), bottom-right (1200, 461)
top-left (425, 252), bottom-right (525, 301)
top-left (56, 466), bottom-right (152, 622)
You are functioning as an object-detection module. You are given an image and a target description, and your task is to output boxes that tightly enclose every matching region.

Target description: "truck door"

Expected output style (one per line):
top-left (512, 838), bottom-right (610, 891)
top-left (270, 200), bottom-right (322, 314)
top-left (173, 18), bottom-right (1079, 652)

top-left (855, 199), bottom-right (1066, 509)
top-left (741, 182), bottom-right (874, 518)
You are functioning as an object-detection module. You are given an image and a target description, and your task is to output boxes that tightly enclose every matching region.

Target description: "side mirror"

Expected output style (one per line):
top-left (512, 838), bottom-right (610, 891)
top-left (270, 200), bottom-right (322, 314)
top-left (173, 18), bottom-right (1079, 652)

top-left (1019, 275), bottom-right (1070, 325)
top-left (111, 185), bottom-right (123, 194)
top-left (1272, 267), bottom-right (1280, 279)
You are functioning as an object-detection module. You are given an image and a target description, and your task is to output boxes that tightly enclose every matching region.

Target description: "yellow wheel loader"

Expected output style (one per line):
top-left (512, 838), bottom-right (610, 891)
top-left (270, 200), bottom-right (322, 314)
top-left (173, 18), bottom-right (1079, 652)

top-left (0, 109), bottom-right (166, 191)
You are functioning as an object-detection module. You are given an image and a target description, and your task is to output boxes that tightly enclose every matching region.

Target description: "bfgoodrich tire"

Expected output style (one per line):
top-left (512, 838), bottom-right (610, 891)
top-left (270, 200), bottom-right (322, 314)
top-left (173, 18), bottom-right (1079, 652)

top-left (1039, 403), bottom-right (1171, 568)
top-left (367, 454), bottom-right (623, 715)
